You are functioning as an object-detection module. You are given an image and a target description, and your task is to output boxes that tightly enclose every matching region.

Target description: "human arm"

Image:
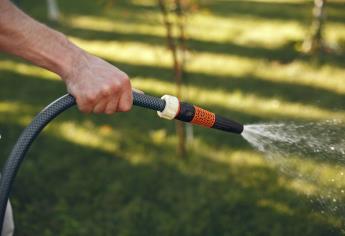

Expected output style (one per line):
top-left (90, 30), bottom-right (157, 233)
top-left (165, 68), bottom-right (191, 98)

top-left (0, 0), bottom-right (132, 114)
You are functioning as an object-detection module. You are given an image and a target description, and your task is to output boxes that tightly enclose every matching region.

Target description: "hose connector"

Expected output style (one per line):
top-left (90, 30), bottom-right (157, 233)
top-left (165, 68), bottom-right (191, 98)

top-left (157, 95), bottom-right (179, 120)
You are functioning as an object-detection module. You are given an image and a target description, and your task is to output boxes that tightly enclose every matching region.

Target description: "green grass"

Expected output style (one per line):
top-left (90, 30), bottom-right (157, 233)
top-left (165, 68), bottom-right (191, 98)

top-left (1, 0), bottom-right (345, 235)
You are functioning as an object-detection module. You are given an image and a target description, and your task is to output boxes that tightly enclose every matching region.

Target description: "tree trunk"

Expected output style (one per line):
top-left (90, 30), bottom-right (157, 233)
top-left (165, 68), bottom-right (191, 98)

top-left (175, 0), bottom-right (194, 146)
top-left (158, 0), bottom-right (187, 157)
top-left (303, 0), bottom-right (327, 53)
top-left (47, 0), bottom-right (60, 22)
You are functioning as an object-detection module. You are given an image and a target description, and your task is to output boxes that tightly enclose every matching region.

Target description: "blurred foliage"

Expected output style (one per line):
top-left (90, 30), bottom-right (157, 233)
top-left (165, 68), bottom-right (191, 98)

top-left (0, 0), bottom-right (345, 235)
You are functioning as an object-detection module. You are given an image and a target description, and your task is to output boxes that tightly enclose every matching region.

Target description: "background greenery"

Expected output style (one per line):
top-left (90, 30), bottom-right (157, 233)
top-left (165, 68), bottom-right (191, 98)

top-left (0, 0), bottom-right (345, 235)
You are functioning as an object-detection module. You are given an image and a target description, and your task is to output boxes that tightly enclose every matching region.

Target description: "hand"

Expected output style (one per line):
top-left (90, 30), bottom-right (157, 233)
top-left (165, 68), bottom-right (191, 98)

top-left (63, 52), bottom-right (132, 114)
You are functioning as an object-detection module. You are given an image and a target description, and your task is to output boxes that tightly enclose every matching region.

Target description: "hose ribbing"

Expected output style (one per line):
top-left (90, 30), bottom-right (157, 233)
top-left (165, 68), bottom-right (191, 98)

top-left (0, 92), bottom-right (167, 232)
top-left (132, 92), bottom-right (166, 112)
top-left (0, 95), bottom-right (76, 231)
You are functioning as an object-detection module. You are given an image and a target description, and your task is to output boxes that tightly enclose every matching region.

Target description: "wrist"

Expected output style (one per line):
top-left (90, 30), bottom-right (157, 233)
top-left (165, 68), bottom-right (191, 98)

top-left (56, 34), bottom-right (87, 80)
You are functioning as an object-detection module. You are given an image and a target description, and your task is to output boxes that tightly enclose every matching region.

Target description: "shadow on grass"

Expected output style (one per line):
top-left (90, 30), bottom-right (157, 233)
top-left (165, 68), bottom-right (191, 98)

top-left (0, 120), bottom-right (342, 235)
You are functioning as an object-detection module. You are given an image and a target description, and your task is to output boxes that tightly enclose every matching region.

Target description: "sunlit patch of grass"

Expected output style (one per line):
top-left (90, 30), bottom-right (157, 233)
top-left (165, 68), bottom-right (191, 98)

top-left (50, 121), bottom-right (120, 153)
top-left (65, 15), bottom-right (165, 37)
top-left (257, 61), bottom-right (345, 94)
top-left (0, 60), bottom-right (58, 80)
top-left (188, 138), bottom-right (264, 166)
top-left (278, 157), bottom-right (345, 190)
top-left (187, 51), bottom-right (259, 77)
top-left (133, 78), bottom-right (345, 121)
top-left (0, 101), bottom-right (37, 125)
top-left (69, 37), bottom-right (171, 67)
top-left (0, 101), bottom-right (30, 113)
top-left (280, 166), bottom-right (345, 198)
top-left (149, 128), bottom-right (168, 145)
top-left (325, 24), bottom-right (345, 45)
top-left (189, 14), bottom-right (306, 47)
top-left (257, 199), bottom-right (294, 215)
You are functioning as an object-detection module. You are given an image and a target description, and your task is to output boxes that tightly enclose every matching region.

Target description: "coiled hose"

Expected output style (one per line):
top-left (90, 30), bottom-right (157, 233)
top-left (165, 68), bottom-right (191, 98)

top-left (0, 91), bottom-right (242, 232)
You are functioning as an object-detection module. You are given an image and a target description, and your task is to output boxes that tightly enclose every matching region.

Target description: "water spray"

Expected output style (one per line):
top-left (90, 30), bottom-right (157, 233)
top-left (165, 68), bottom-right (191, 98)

top-left (0, 91), bottom-right (243, 232)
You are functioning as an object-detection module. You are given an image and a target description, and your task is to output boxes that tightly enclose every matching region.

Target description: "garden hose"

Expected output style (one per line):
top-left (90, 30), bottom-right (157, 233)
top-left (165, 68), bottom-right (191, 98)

top-left (0, 91), bottom-right (243, 232)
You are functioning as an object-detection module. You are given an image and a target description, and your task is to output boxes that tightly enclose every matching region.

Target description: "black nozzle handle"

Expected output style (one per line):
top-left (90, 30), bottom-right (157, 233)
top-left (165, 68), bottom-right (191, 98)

top-left (213, 114), bottom-right (243, 134)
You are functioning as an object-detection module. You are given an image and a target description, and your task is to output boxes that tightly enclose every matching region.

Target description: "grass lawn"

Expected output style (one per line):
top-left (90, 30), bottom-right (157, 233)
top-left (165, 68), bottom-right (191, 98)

top-left (0, 0), bottom-right (345, 235)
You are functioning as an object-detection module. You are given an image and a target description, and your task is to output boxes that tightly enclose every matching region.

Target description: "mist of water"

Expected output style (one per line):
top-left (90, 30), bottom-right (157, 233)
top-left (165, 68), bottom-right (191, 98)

top-left (241, 120), bottom-right (345, 231)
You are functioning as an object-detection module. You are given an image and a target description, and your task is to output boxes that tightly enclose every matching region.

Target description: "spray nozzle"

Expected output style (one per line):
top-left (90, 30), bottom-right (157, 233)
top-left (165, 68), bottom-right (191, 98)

top-left (133, 91), bottom-right (243, 134)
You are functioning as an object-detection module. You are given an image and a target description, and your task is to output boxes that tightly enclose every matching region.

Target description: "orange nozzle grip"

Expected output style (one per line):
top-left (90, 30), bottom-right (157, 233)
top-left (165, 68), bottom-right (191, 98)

top-left (191, 106), bottom-right (216, 128)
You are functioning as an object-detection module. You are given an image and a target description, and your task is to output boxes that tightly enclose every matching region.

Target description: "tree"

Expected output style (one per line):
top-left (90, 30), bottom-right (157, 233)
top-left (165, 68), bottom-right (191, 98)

top-left (303, 0), bottom-right (327, 53)
top-left (157, 0), bottom-right (193, 157)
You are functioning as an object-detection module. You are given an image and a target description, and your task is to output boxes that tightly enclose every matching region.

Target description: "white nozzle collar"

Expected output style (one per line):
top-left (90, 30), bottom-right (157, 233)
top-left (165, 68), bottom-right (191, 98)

top-left (157, 95), bottom-right (179, 120)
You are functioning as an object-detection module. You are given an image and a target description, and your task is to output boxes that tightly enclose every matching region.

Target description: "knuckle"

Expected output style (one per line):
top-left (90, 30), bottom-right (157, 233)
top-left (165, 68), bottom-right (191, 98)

top-left (86, 93), bottom-right (97, 103)
top-left (101, 85), bottom-right (112, 97)
top-left (110, 82), bottom-right (120, 93)
top-left (118, 78), bottom-right (131, 94)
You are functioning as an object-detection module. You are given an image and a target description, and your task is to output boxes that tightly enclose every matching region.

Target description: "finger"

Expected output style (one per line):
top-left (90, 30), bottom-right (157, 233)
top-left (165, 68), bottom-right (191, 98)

top-left (93, 98), bottom-right (109, 114)
top-left (118, 89), bottom-right (133, 112)
top-left (104, 96), bottom-right (119, 115)
top-left (76, 96), bottom-right (93, 113)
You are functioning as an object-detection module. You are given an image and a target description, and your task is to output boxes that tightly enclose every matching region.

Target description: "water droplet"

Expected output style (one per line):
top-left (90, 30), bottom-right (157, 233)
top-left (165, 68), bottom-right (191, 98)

top-left (330, 146), bottom-right (335, 150)
top-left (333, 198), bottom-right (337, 202)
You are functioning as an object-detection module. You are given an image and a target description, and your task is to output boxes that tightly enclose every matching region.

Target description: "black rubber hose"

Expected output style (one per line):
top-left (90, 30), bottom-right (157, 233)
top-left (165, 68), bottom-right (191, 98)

top-left (0, 95), bottom-right (75, 232)
top-left (132, 92), bottom-right (165, 112)
top-left (0, 92), bottom-right (165, 232)
top-left (0, 91), bottom-right (242, 232)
